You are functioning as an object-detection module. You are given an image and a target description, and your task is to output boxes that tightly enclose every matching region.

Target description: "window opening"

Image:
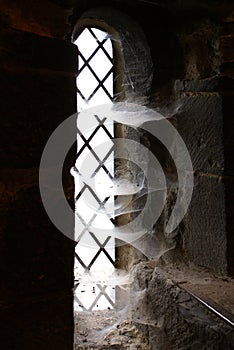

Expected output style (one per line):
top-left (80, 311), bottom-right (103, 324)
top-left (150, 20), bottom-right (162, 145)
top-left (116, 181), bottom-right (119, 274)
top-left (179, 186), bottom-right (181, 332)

top-left (70, 9), bottom-right (168, 349)
top-left (73, 27), bottom-right (116, 311)
top-left (76, 27), bottom-right (114, 112)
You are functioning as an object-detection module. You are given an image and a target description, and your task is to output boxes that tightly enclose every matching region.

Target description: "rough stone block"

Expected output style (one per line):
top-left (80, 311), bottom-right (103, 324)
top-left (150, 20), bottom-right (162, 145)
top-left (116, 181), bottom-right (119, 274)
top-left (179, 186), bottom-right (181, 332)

top-left (177, 94), bottom-right (224, 177)
top-left (175, 93), bottom-right (230, 273)
top-left (174, 77), bottom-right (220, 93)
top-left (183, 174), bottom-right (227, 274)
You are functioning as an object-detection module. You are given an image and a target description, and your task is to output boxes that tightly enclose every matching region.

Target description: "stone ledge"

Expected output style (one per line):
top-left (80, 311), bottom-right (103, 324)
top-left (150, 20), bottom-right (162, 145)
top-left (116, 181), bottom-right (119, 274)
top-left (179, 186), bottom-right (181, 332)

top-left (133, 261), bottom-right (234, 350)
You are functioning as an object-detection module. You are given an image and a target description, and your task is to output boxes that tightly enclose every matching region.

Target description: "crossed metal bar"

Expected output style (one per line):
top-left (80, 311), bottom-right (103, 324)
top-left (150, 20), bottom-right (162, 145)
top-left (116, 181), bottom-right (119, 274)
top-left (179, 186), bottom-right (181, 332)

top-left (75, 113), bottom-right (116, 311)
top-left (75, 188), bottom-right (111, 242)
top-left (74, 282), bottom-right (115, 312)
top-left (74, 232), bottom-right (115, 272)
top-left (76, 116), bottom-right (114, 180)
top-left (77, 27), bottom-right (114, 102)
top-left (75, 26), bottom-right (115, 311)
top-left (75, 181), bottom-right (115, 268)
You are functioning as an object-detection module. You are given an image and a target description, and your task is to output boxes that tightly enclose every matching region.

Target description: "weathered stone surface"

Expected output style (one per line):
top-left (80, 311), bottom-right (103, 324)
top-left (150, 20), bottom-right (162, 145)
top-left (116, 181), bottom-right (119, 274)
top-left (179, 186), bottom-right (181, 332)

top-left (177, 93), bottom-right (224, 176)
top-left (174, 77), bottom-right (220, 93)
top-left (178, 20), bottom-right (221, 80)
top-left (225, 175), bottom-right (234, 276)
top-left (183, 175), bottom-right (227, 274)
top-left (166, 91), bottom-right (229, 274)
top-left (134, 262), bottom-right (234, 350)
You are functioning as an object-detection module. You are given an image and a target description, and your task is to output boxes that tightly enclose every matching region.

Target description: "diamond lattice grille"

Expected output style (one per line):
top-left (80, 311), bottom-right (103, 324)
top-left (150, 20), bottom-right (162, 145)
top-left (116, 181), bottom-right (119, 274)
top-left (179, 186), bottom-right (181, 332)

top-left (74, 27), bottom-right (115, 311)
top-left (75, 27), bottom-right (113, 112)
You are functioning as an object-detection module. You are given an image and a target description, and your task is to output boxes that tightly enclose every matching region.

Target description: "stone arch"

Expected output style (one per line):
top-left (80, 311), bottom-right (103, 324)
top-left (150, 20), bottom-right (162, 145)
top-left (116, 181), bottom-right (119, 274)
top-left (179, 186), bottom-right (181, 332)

top-left (72, 7), bottom-right (153, 102)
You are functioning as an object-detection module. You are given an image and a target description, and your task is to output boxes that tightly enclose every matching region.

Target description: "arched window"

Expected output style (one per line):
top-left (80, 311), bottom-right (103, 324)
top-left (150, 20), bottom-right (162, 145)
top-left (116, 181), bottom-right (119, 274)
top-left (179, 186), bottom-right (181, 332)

top-left (73, 26), bottom-right (115, 312)
top-left (72, 8), bottom-right (153, 313)
top-left (75, 26), bottom-right (114, 111)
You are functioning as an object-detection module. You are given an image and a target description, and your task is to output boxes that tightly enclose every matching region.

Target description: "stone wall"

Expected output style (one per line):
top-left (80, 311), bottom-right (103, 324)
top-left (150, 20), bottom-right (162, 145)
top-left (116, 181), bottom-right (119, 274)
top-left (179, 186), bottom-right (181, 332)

top-left (0, 1), bottom-right (76, 349)
top-left (140, 1), bottom-right (234, 276)
top-left (71, 0), bottom-right (234, 276)
top-left (221, 11), bottom-right (234, 276)
top-left (0, 0), bottom-right (233, 349)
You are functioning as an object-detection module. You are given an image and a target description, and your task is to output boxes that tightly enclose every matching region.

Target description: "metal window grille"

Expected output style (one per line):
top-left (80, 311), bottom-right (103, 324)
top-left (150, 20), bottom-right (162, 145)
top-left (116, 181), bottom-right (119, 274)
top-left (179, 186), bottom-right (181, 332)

top-left (73, 27), bottom-right (116, 311)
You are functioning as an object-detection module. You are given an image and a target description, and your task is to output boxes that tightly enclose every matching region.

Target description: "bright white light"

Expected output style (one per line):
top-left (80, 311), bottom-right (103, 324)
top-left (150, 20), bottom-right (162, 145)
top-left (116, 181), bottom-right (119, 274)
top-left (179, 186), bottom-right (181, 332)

top-left (74, 28), bottom-right (113, 112)
top-left (74, 27), bottom-right (115, 311)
